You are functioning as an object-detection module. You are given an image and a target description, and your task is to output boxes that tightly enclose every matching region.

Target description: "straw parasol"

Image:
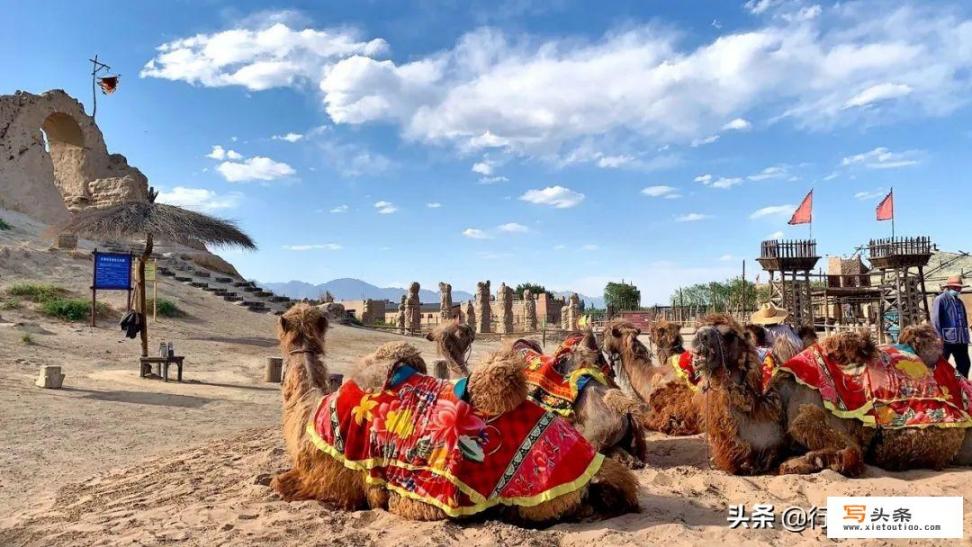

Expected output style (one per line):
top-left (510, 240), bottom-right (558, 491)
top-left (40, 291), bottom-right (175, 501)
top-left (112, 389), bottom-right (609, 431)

top-left (59, 188), bottom-right (256, 356)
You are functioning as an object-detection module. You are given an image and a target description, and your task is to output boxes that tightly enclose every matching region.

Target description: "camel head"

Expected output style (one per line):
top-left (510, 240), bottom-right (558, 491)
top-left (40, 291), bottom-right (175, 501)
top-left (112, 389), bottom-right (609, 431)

top-left (899, 324), bottom-right (943, 367)
top-left (743, 324), bottom-right (768, 348)
top-left (818, 330), bottom-right (877, 366)
top-left (692, 314), bottom-right (754, 377)
top-left (467, 350), bottom-right (529, 416)
top-left (797, 325), bottom-right (818, 348)
top-left (425, 318), bottom-right (474, 376)
top-left (604, 321), bottom-right (652, 367)
top-left (277, 303), bottom-right (329, 354)
top-left (352, 341), bottom-right (429, 391)
top-left (771, 332), bottom-right (801, 364)
top-left (648, 320), bottom-right (682, 352)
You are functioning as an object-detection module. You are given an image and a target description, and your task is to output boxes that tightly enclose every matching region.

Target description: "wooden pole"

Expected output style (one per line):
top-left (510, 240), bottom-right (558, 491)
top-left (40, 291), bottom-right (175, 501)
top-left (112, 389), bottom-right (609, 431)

top-left (152, 259), bottom-right (157, 322)
top-left (90, 248), bottom-right (98, 327)
top-left (138, 233), bottom-right (153, 358)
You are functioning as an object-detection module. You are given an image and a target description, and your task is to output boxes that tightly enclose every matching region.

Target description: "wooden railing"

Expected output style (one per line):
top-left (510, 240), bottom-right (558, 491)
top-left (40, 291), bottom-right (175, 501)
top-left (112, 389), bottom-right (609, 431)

top-left (868, 236), bottom-right (932, 259)
top-left (760, 239), bottom-right (817, 259)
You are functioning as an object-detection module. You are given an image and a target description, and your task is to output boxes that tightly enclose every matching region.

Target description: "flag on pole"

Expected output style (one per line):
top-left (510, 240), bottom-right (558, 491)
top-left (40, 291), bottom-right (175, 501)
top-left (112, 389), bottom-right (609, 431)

top-left (97, 75), bottom-right (119, 94)
top-left (788, 190), bottom-right (813, 225)
top-left (876, 189), bottom-right (894, 221)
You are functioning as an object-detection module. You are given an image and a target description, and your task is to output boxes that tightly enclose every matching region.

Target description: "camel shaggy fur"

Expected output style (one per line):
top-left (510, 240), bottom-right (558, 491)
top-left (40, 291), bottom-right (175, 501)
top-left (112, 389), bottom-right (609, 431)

top-left (425, 318), bottom-right (473, 377)
top-left (693, 316), bottom-right (972, 476)
top-left (602, 320), bottom-right (701, 436)
top-left (271, 304), bottom-right (639, 523)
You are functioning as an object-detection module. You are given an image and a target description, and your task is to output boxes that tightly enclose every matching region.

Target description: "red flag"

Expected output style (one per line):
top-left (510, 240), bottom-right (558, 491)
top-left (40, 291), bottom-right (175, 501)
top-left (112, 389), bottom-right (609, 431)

top-left (876, 190), bottom-right (893, 221)
top-left (97, 75), bottom-right (119, 94)
top-left (788, 190), bottom-right (813, 225)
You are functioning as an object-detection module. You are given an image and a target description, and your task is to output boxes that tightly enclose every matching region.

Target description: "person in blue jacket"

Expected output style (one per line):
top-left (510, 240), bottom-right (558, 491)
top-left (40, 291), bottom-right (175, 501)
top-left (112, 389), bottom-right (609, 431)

top-left (931, 275), bottom-right (970, 377)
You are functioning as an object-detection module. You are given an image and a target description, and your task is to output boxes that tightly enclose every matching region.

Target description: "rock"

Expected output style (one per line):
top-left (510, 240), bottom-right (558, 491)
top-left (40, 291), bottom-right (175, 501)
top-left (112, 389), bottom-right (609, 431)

top-left (35, 365), bottom-right (65, 389)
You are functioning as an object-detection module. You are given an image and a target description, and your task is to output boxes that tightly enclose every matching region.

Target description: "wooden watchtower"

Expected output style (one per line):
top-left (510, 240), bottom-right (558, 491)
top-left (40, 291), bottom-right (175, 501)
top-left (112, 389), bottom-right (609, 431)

top-left (867, 236), bottom-right (933, 343)
top-left (757, 239), bottom-right (820, 326)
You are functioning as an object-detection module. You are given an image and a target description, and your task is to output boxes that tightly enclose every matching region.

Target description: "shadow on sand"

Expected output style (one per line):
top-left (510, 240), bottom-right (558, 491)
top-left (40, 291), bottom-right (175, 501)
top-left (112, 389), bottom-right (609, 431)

top-left (63, 387), bottom-right (212, 408)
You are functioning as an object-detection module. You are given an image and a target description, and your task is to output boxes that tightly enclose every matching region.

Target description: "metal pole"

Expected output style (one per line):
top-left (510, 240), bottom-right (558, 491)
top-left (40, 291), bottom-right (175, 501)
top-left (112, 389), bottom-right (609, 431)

top-left (91, 55), bottom-right (97, 119)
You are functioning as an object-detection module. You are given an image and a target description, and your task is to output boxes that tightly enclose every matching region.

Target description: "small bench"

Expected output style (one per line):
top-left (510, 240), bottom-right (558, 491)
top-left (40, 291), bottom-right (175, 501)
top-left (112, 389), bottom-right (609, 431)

top-left (140, 356), bottom-right (185, 382)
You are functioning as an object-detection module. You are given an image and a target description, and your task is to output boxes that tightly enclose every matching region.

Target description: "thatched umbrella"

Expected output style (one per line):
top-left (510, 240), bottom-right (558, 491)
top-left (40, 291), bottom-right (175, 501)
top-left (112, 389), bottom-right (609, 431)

top-left (60, 188), bottom-right (256, 357)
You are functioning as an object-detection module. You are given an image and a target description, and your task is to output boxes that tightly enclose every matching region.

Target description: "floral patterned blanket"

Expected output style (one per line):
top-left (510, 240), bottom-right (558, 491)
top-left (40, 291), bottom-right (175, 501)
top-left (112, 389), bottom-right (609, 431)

top-left (307, 368), bottom-right (603, 517)
top-left (668, 350), bottom-right (701, 392)
top-left (777, 344), bottom-right (972, 428)
top-left (513, 334), bottom-right (609, 417)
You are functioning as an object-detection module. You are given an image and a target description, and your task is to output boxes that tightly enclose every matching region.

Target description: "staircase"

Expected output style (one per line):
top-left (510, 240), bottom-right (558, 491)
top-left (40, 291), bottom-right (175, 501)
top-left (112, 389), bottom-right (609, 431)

top-left (156, 255), bottom-right (295, 315)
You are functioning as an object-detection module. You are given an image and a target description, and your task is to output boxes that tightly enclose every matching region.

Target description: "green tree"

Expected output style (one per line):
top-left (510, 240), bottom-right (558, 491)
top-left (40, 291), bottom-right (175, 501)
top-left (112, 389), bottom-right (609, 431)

top-left (604, 281), bottom-right (641, 311)
top-left (515, 283), bottom-right (552, 298)
top-left (671, 277), bottom-right (767, 312)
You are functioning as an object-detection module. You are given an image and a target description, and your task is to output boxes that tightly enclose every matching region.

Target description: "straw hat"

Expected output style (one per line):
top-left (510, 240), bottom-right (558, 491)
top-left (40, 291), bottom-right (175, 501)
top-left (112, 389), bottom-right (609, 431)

top-left (750, 303), bottom-right (790, 325)
top-left (943, 275), bottom-right (968, 290)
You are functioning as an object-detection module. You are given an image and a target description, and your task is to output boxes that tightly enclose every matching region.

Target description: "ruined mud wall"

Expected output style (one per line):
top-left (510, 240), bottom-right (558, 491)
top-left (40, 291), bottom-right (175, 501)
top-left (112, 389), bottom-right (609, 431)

top-left (0, 89), bottom-right (149, 224)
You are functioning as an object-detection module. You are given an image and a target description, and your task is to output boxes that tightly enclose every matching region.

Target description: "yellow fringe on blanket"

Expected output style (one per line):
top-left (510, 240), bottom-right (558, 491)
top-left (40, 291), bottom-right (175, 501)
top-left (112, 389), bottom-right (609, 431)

top-left (669, 354), bottom-right (700, 393)
top-left (305, 421), bottom-right (605, 518)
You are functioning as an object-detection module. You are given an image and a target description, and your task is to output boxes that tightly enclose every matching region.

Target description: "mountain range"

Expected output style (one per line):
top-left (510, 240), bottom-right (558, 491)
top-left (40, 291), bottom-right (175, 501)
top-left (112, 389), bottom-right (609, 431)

top-left (259, 278), bottom-right (604, 308)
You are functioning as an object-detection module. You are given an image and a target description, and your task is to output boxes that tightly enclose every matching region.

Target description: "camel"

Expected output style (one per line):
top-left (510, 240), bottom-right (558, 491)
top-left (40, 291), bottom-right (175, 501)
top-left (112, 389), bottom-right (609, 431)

top-left (424, 318), bottom-right (473, 377)
top-left (271, 304), bottom-right (639, 523)
top-left (601, 320), bottom-right (701, 436)
top-left (692, 315), bottom-right (972, 476)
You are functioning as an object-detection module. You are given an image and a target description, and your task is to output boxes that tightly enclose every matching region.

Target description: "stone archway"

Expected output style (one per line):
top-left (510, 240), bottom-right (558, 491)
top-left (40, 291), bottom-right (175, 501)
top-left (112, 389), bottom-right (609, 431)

top-left (41, 111), bottom-right (90, 208)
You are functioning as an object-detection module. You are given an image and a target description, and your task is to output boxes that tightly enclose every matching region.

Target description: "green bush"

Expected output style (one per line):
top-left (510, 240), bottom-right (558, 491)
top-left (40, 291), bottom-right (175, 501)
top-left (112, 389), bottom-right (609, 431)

top-left (21, 333), bottom-right (33, 345)
top-left (148, 298), bottom-right (183, 318)
top-left (0, 298), bottom-right (20, 310)
top-left (0, 218), bottom-right (10, 230)
top-left (8, 283), bottom-right (67, 303)
top-left (41, 298), bottom-right (109, 322)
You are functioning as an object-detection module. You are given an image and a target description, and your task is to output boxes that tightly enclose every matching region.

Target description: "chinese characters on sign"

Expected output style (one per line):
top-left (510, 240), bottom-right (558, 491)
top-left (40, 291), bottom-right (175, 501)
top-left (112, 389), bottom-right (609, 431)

top-left (93, 252), bottom-right (133, 290)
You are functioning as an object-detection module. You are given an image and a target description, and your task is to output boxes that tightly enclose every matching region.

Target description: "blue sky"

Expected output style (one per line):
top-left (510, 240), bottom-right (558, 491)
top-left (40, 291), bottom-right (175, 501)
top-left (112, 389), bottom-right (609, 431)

top-left (5, 0), bottom-right (972, 304)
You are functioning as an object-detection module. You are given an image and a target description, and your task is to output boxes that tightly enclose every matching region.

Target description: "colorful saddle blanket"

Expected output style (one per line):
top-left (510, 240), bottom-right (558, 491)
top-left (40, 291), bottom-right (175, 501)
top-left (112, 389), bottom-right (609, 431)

top-left (308, 368), bottom-right (603, 517)
top-left (513, 334), bottom-right (609, 417)
top-left (778, 343), bottom-right (972, 428)
top-left (668, 350), bottom-right (701, 392)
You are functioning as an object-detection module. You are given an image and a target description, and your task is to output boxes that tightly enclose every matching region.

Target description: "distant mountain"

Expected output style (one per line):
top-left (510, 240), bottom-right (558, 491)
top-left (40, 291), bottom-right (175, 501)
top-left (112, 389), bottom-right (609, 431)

top-left (553, 291), bottom-right (604, 309)
top-left (260, 278), bottom-right (474, 303)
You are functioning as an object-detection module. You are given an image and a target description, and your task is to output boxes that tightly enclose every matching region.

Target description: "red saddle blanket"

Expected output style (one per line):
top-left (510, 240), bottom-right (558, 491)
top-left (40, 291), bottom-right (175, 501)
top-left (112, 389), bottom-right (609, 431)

top-left (307, 370), bottom-right (603, 517)
top-left (778, 344), bottom-right (972, 428)
top-left (668, 350), bottom-right (701, 391)
top-left (513, 334), bottom-right (609, 417)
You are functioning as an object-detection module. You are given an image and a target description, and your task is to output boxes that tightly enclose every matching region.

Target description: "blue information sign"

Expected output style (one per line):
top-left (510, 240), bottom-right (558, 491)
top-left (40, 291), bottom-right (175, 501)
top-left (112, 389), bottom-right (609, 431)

top-left (93, 252), bottom-right (133, 290)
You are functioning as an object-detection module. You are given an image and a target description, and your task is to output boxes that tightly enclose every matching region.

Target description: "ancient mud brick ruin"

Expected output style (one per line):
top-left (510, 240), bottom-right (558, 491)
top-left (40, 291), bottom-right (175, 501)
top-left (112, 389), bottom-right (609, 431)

top-left (405, 282), bottom-right (421, 334)
top-left (523, 289), bottom-right (538, 332)
top-left (438, 282), bottom-right (453, 321)
top-left (464, 300), bottom-right (476, 332)
top-left (496, 283), bottom-right (514, 334)
top-left (476, 280), bottom-right (492, 333)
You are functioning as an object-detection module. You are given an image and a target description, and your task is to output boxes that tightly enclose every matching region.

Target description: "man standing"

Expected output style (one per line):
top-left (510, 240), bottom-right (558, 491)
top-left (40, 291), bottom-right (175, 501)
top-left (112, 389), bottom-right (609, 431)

top-left (932, 275), bottom-right (970, 377)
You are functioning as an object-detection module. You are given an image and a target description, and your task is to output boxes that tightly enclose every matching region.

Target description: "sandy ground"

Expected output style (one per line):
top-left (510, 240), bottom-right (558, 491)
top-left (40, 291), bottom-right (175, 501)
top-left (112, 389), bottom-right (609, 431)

top-left (1, 209), bottom-right (971, 546)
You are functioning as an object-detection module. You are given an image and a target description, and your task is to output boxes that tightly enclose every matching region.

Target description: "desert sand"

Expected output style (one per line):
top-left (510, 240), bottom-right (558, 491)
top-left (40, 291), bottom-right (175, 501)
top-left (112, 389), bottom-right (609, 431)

top-left (1, 209), bottom-right (971, 546)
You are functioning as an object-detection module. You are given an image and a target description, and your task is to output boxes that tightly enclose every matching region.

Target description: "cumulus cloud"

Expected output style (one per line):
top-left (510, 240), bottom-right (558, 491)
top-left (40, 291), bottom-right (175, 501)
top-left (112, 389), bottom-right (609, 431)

top-left (694, 174), bottom-right (713, 184)
top-left (471, 161), bottom-right (494, 176)
top-left (750, 204), bottom-right (795, 219)
top-left (722, 118), bottom-right (752, 131)
top-left (641, 185), bottom-right (681, 198)
top-left (748, 165), bottom-right (789, 181)
top-left (272, 132), bottom-right (304, 142)
top-left (216, 156), bottom-right (296, 182)
top-left (841, 147), bottom-right (921, 169)
top-left (207, 145), bottom-right (242, 161)
top-left (374, 201), bottom-right (398, 214)
top-left (283, 243), bottom-right (342, 251)
top-left (675, 213), bottom-right (711, 222)
top-left (519, 186), bottom-right (585, 208)
top-left (426, 202), bottom-right (442, 208)
top-left (699, 176), bottom-right (743, 189)
top-left (497, 222), bottom-right (529, 233)
top-left (462, 228), bottom-right (492, 239)
top-left (156, 186), bottom-right (242, 212)
top-left (141, 22), bottom-right (388, 91)
top-left (329, 204), bottom-right (348, 213)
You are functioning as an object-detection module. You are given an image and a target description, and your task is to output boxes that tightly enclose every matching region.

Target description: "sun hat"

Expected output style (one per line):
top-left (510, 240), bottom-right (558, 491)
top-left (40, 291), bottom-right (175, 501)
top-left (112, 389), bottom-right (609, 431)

top-left (943, 275), bottom-right (968, 290)
top-left (750, 303), bottom-right (790, 325)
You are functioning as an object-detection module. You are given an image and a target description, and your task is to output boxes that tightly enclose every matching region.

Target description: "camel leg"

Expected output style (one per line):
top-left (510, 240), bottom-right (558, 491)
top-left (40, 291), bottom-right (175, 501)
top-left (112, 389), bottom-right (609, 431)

top-left (387, 492), bottom-right (448, 521)
top-left (781, 404), bottom-right (863, 476)
top-left (270, 468), bottom-right (309, 501)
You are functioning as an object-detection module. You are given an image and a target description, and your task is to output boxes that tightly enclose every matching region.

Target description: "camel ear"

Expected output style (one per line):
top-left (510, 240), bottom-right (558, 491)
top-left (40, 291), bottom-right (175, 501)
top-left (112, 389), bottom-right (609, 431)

top-left (634, 327), bottom-right (641, 336)
top-left (425, 331), bottom-right (435, 341)
top-left (582, 330), bottom-right (599, 351)
top-left (611, 326), bottom-right (622, 338)
top-left (278, 316), bottom-right (290, 333)
top-left (317, 314), bottom-right (329, 334)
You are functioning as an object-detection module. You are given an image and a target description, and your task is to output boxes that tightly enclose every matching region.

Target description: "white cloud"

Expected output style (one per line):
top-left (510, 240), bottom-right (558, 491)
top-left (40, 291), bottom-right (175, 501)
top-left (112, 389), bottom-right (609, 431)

top-left (206, 145), bottom-right (242, 161)
top-left (750, 204), bottom-right (795, 219)
top-left (844, 83), bottom-right (912, 109)
top-left (497, 222), bottom-right (529, 233)
top-left (471, 161), bottom-right (494, 176)
top-left (426, 202), bottom-right (442, 208)
top-left (744, 0), bottom-right (781, 15)
top-left (690, 135), bottom-right (720, 147)
top-left (719, 254), bottom-right (735, 261)
top-left (283, 243), bottom-right (342, 251)
top-left (156, 186), bottom-right (242, 212)
top-left (748, 165), bottom-right (789, 181)
top-left (581, 244), bottom-right (599, 251)
top-left (272, 132), bottom-right (304, 142)
top-left (841, 147), bottom-right (921, 169)
top-left (478, 175), bottom-right (509, 184)
top-left (141, 21), bottom-right (388, 91)
top-left (722, 118), bottom-right (752, 131)
top-left (374, 201), bottom-right (398, 214)
top-left (462, 228), bottom-right (492, 239)
top-left (596, 155), bottom-right (634, 168)
top-left (675, 213), bottom-right (711, 222)
top-left (519, 186), bottom-right (585, 208)
top-left (767, 230), bottom-right (785, 240)
top-left (694, 174), bottom-right (712, 184)
top-left (317, 137), bottom-right (392, 178)
top-left (641, 185), bottom-right (681, 198)
top-left (329, 204), bottom-right (348, 213)
top-left (216, 156), bottom-right (296, 182)
top-left (708, 177), bottom-right (743, 189)
top-left (854, 188), bottom-right (889, 200)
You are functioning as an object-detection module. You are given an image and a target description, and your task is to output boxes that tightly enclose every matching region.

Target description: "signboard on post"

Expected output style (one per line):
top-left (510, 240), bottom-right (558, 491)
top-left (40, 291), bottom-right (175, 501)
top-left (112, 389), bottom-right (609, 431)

top-left (91, 250), bottom-right (133, 326)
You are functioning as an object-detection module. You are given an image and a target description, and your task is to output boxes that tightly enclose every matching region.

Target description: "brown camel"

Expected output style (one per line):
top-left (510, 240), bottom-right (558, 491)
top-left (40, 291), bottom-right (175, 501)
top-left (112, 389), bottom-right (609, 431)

top-left (271, 303), bottom-right (639, 523)
top-left (601, 320), bottom-right (701, 436)
top-left (693, 315), bottom-right (972, 476)
top-left (424, 318), bottom-right (473, 377)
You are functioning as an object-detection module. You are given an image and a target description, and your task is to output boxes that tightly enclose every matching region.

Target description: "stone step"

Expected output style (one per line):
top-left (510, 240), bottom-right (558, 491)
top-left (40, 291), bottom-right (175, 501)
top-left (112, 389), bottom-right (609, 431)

top-left (190, 282), bottom-right (208, 289)
top-left (232, 281), bottom-right (252, 288)
top-left (242, 286), bottom-right (261, 293)
top-left (223, 295), bottom-right (242, 302)
top-left (195, 270), bottom-right (211, 278)
top-left (214, 276), bottom-right (233, 283)
top-left (269, 296), bottom-right (290, 303)
top-left (202, 286), bottom-right (219, 292)
top-left (254, 291), bottom-right (273, 298)
top-left (174, 276), bottom-right (192, 282)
